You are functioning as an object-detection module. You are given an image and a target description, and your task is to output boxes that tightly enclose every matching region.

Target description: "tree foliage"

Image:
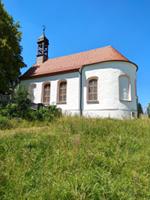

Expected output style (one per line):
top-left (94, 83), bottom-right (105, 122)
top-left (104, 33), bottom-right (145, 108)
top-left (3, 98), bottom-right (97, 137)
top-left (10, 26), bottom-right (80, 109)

top-left (12, 85), bottom-right (31, 116)
top-left (0, 85), bottom-right (62, 120)
top-left (147, 103), bottom-right (150, 117)
top-left (0, 85), bottom-right (31, 118)
top-left (137, 103), bottom-right (143, 118)
top-left (0, 1), bottom-right (25, 94)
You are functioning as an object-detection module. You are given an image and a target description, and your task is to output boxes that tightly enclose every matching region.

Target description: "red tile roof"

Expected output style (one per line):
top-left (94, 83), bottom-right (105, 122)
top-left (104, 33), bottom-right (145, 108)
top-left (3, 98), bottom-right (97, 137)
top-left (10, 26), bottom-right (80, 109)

top-left (20, 46), bottom-right (130, 80)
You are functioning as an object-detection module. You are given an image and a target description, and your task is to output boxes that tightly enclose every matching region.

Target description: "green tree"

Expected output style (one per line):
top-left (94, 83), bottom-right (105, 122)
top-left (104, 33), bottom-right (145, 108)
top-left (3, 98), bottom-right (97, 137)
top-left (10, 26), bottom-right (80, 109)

top-left (0, 1), bottom-right (25, 94)
top-left (137, 103), bottom-right (143, 118)
top-left (147, 103), bottom-right (150, 117)
top-left (12, 85), bottom-right (31, 118)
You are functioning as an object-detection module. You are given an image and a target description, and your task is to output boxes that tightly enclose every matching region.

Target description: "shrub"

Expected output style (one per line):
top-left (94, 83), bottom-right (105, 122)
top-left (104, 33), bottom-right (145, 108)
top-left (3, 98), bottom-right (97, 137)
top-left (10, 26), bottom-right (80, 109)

top-left (2, 103), bottom-right (18, 118)
top-left (137, 103), bottom-right (143, 118)
top-left (0, 85), bottom-right (31, 119)
top-left (27, 105), bottom-right (62, 121)
top-left (12, 85), bottom-right (31, 118)
top-left (0, 104), bottom-right (62, 121)
top-left (47, 105), bottom-right (62, 118)
top-left (0, 103), bottom-right (29, 119)
top-left (0, 85), bottom-right (62, 121)
top-left (0, 115), bottom-right (12, 129)
top-left (147, 103), bottom-right (150, 117)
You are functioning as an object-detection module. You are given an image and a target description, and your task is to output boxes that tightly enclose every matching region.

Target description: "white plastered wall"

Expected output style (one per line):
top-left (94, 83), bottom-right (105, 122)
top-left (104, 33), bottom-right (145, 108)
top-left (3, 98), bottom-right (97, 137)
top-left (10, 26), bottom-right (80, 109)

top-left (21, 72), bottom-right (80, 115)
top-left (82, 61), bottom-right (137, 119)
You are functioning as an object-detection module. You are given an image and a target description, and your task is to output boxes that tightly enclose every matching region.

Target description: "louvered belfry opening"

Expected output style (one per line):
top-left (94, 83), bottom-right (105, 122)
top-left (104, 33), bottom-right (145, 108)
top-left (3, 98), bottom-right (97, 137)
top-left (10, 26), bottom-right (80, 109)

top-left (36, 32), bottom-right (49, 64)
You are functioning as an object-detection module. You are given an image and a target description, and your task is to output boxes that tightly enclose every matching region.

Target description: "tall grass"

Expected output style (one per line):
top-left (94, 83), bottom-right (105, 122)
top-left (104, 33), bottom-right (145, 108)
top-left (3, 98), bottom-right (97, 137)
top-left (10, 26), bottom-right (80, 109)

top-left (0, 117), bottom-right (150, 199)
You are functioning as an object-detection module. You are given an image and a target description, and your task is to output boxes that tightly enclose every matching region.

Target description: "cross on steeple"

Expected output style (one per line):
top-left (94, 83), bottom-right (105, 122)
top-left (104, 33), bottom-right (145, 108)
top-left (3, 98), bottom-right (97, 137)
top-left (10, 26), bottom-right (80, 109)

top-left (42, 25), bottom-right (46, 35)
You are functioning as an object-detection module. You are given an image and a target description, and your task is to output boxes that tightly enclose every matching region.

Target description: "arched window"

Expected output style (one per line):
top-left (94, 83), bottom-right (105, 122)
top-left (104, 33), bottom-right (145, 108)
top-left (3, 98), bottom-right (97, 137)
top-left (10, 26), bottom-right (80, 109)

top-left (57, 80), bottom-right (67, 104)
top-left (119, 75), bottom-right (131, 101)
top-left (87, 78), bottom-right (98, 102)
top-left (42, 82), bottom-right (50, 105)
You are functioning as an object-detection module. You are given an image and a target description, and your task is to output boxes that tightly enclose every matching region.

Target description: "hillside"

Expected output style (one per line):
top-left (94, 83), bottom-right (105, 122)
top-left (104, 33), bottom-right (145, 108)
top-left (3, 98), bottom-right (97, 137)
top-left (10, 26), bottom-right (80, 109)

top-left (0, 117), bottom-right (150, 199)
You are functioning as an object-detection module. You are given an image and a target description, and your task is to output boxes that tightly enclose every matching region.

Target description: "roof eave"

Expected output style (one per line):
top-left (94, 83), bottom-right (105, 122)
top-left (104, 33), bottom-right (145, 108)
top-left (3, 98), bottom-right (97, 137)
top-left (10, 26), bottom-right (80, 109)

top-left (20, 68), bottom-right (80, 80)
top-left (20, 60), bottom-right (138, 81)
top-left (82, 59), bottom-right (138, 71)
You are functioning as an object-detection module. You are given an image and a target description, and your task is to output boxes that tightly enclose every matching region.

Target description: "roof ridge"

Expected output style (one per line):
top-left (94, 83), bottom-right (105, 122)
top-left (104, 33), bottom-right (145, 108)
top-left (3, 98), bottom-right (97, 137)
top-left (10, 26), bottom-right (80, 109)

top-left (45, 45), bottom-right (113, 62)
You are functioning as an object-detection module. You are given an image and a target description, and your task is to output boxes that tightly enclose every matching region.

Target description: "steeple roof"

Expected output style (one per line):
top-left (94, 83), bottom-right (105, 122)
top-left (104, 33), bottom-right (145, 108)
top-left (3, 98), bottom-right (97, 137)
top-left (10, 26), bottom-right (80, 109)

top-left (37, 33), bottom-right (49, 43)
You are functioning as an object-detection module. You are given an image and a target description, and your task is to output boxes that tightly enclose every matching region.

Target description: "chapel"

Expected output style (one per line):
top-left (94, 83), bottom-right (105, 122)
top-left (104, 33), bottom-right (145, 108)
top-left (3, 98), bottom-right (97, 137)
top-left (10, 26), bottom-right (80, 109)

top-left (20, 32), bottom-right (138, 119)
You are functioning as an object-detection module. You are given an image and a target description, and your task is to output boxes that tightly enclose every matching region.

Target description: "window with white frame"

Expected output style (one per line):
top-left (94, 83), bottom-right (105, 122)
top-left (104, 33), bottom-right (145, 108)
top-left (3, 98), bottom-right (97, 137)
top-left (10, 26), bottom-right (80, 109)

top-left (87, 78), bottom-right (98, 102)
top-left (57, 80), bottom-right (67, 104)
top-left (42, 82), bottom-right (50, 105)
top-left (119, 75), bottom-right (131, 101)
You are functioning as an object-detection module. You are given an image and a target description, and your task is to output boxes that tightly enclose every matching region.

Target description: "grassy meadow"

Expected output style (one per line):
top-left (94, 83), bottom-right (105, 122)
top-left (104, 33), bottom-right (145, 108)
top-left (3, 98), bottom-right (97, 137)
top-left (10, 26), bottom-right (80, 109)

top-left (0, 117), bottom-right (150, 199)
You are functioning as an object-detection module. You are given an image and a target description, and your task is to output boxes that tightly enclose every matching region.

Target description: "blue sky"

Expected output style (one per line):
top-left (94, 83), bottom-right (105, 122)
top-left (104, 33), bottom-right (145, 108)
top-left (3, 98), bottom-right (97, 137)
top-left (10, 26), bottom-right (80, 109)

top-left (2, 0), bottom-right (150, 108)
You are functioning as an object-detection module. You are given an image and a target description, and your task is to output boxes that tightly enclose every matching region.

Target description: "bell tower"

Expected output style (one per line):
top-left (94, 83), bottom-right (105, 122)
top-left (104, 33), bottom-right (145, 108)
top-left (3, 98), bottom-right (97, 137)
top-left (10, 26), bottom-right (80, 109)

top-left (36, 26), bottom-right (49, 64)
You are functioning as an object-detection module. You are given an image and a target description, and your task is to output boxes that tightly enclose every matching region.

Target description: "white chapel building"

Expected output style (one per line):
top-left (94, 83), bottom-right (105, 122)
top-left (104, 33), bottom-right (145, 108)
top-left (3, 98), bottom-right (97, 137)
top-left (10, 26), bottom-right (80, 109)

top-left (20, 33), bottom-right (138, 119)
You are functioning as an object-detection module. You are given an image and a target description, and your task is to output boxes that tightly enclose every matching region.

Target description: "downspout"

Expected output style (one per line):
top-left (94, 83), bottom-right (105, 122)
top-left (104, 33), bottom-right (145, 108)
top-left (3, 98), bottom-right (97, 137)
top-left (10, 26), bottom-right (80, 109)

top-left (79, 67), bottom-right (83, 116)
